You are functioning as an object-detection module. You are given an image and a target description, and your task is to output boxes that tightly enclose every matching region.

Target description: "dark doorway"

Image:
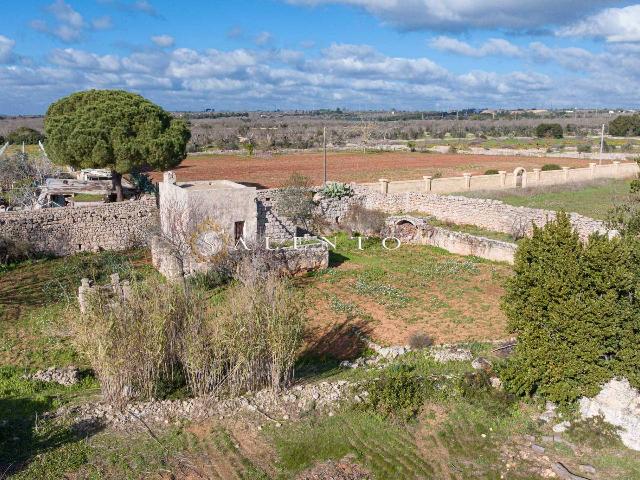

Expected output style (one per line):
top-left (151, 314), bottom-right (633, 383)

top-left (234, 221), bottom-right (245, 243)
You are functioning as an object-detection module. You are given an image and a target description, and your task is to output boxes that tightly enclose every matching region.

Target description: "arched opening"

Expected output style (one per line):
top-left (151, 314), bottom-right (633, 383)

top-left (513, 167), bottom-right (526, 188)
top-left (394, 219), bottom-right (418, 240)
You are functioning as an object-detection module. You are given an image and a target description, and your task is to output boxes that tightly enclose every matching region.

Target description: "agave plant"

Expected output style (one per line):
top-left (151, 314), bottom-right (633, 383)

top-left (320, 181), bottom-right (353, 199)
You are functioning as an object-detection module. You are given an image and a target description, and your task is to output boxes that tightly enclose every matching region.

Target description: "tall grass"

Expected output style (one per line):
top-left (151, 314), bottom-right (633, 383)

top-left (72, 271), bottom-right (305, 405)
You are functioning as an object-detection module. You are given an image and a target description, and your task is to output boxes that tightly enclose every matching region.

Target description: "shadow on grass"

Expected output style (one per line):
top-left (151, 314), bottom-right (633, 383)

top-left (0, 396), bottom-right (103, 477)
top-left (328, 251), bottom-right (350, 268)
top-left (295, 319), bottom-right (373, 382)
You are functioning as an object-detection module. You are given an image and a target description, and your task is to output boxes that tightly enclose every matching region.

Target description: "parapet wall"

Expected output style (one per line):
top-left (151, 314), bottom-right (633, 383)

top-left (0, 196), bottom-right (158, 256)
top-left (361, 161), bottom-right (638, 195)
top-left (387, 216), bottom-right (517, 264)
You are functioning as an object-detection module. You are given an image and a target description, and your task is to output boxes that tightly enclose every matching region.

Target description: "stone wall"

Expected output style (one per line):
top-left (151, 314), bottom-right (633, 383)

top-left (256, 190), bottom-right (300, 240)
top-left (0, 196), bottom-right (158, 256)
top-left (361, 161), bottom-right (638, 195)
top-left (387, 216), bottom-right (517, 264)
top-left (355, 187), bottom-right (608, 240)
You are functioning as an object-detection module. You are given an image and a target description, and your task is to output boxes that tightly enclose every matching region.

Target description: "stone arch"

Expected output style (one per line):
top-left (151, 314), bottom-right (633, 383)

top-left (513, 167), bottom-right (527, 188)
top-left (394, 218), bottom-right (419, 240)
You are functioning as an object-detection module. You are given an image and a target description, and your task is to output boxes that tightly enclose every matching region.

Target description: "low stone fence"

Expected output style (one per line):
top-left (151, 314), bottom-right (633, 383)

top-left (362, 161), bottom-right (638, 195)
top-left (355, 187), bottom-right (608, 241)
top-left (0, 196), bottom-right (158, 256)
top-left (387, 216), bottom-right (517, 264)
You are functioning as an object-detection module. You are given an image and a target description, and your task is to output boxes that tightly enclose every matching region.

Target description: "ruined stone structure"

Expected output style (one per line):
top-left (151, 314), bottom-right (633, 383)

top-left (352, 187), bottom-right (608, 241)
top-left (0, 196), bottom-right (157, 256)
top-left (77, 273), bottom-right (131, 314)
top-left (386, 215), bottom-right (517, 264)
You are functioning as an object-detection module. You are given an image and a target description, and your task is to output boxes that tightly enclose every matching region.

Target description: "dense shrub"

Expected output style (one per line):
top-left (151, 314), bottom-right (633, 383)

top-left (276, 173), bottom-right (316, 231)
top-left (609, 114), bottom-right (640, 137)
top-left (0, 236), bottom-right (33, 266)
top-left (342, 202), bottom-right (387, 236)
top-left (484, 169), bottom-right (499, 175)
top-left (363, 364), bottom-right (432, 421)
top-left (540, 163), bottom-right (562, 171)
top-left (607, 171), bottom-right (640, 236)
top-left (74, 272), bottom-right (305, 405)
top-left (6, 127), bottom-right (45, 145)
top-left (500, 212), bottom-right (640, 403)
top-left (535, 123), bottom-right (563, 139)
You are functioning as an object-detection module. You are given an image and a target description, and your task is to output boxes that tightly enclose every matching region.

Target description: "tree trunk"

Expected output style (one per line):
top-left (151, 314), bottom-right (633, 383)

top-left (112, 171), bottom-right (124, 202)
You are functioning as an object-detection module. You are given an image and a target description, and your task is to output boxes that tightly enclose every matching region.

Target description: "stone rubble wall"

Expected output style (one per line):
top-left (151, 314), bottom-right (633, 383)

top-left (256, 190), bottom-right (298, 240)
top-left (386, 215), bottom-right (517, 264)
top-left (354, 187), bottom-right (608, 241)
top-left (0, 196), bottom-right (158, 256)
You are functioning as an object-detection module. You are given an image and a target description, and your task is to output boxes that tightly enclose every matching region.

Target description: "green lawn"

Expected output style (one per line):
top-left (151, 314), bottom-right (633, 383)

top-left (3, 248), bottom-right (640, 479)
top-left (460, 179), bottom-right (632, 220)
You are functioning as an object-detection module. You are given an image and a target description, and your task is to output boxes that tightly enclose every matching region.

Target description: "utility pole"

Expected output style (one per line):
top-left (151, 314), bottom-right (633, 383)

top-left (599, 123), bottom-right (605, 165)
top-left (323, 126), bottom-right (327, 184)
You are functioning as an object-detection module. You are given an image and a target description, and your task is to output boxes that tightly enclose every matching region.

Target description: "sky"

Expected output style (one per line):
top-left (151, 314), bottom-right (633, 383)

top-left (2, 0), bottom-right (640, 114)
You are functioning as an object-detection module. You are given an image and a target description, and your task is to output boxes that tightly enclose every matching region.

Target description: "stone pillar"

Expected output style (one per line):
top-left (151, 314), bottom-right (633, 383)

top-left (423, 175), bottom-right (432, 192)
top-left (613, 161), bottom-right (621, 177)
top-left (78, 278), bottom-right (92, 314)
top-left (379, 178), bottom-right (389, 195)
top-left (164, 170), bottom-right (177, 184)
top-left (498, 171), bottom-right (507, 188)
top-left (463, 173), bottom-right (471, 190)
top-left (521, 171), bottom-right (528, 188)
top-left (589, 162), bottom-right (597, 180)
top-left (562, 166), bottom-right (570, 182)
top-left (532, 168), bottom-right (541, 183)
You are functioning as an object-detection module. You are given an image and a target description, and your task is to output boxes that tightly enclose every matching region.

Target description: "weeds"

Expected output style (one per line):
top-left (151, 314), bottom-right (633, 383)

top-left (352, 277), bottom-right (411, 308)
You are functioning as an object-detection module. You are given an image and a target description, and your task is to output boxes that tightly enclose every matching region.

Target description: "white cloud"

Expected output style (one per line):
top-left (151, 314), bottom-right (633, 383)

top-left (429, 36), bottom-right (522, 57)
top-left (151, 34), bottom-right (175, 47)
top-left (285, 0), bottom-right (614, 31)
top-left (4, 37), bottom-right (640, 114)
top-left (32, 0), bottom-right (117, 42)
top-left (50, 48), bottom-right (121, 71)
top-left (92, 16), bottom-right (113, 30)
top-left (559, 5), bottom-right (640, 42)
top-left (255, 31), bottom-right (273, 46)
top-left (0, 35), bottom-right (16, 64)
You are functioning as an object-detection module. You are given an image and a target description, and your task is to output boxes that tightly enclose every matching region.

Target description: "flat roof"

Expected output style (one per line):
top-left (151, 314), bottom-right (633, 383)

top-left (176, 180), bottom-right (249, 191)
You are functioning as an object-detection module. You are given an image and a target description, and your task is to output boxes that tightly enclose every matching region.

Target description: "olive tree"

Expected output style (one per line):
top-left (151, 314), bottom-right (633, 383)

top-left (44, 90), bottom-right (190, 201)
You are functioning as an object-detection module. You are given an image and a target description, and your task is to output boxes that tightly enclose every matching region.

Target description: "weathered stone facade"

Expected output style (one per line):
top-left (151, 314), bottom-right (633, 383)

top-left (386, 215), bottom-right (517, 264)
top-left (0, 196), bottom-right (158, 256)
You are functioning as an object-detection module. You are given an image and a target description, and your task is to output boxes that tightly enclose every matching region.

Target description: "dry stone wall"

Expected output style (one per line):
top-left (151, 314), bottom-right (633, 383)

top-left (0, 196), bottom-right (158, 256)
top-left (354, 187), bottom-right (608, 240)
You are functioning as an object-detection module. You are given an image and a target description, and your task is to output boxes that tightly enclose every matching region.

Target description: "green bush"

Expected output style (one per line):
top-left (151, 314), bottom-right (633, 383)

top-left (362, 364), bottom-right (432, 421)
top-left (609, 114), bottom-right (640, 137)
top-left (484, 169), bottom-right (499, 175)
top-left (541, 163), bottom-right (562, 171)
top-left (6, 127), bottom-right (45, 145)
top-left (500, 212), bottom-right (640, 403)
top-left (577, 144), bottom-right (592, 153)
top-left (535, 123), bottom-right (563, 139)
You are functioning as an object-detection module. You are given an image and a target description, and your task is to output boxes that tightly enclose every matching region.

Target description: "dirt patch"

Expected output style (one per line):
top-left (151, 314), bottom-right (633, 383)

top-left (297, 455), bottom-right (371, 480)
top-left (150, 152), bottom-right (589, 188)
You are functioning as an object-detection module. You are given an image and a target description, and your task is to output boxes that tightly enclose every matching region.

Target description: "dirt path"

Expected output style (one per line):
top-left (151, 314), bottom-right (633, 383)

top-left (151, 152), bottom-right (589, 188)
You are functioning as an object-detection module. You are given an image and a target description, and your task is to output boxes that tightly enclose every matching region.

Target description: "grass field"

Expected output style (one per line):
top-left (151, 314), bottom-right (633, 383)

top-left (300, 233), bottom-right (512, 355)
top-left (460, 178), bottom-right (633, 220)
top-left (3, 248), bottom-right (640, 478)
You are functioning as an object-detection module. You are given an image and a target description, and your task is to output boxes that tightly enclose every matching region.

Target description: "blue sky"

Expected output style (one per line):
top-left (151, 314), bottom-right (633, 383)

top-left (2, 0), bottom-right (640, 114)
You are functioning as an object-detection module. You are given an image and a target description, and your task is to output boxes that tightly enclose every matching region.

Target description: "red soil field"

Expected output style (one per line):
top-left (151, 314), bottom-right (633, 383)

top-left (151, 151), bottom-right (590, 188)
